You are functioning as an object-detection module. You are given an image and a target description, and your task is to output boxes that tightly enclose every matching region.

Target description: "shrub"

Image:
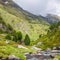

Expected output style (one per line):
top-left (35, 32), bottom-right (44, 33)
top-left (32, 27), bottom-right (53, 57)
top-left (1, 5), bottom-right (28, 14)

top-left (0, 29), bottom-right (3, 34)
top-left (16, 32), bottom-right (22, 42)
top-left (12, 31), bottom-right (18, 42)
top-left (12, 31), bottom-right (22, 42)
top-left (13, 35), bottom-right (17, 42)
top-left (5, 34), bottom-right (11, 40)
top-left (24, 34), bottom-right (30, 45)
top-left (0, 16), bottom-right (2, 20)
top-left (39, 34), bottom-right (42, 38)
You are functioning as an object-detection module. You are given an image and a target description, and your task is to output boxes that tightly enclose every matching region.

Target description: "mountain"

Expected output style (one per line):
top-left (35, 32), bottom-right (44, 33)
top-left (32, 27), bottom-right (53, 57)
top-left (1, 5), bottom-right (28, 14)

top-left (0, 0), bottom-right (49, 40)
top-left (0, 0), bottom-right (60, 59)
top-left (46, 14), bottom-right (60, 24)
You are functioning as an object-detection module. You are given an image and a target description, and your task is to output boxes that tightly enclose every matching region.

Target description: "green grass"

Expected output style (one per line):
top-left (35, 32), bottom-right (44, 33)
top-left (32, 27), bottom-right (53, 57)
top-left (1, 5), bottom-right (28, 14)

top-left (0, 39), bottom-right (37, 60)
top-left (36, 22), bottom-right (60, 50)
top-left (0, 45), bottom-right (26, 60)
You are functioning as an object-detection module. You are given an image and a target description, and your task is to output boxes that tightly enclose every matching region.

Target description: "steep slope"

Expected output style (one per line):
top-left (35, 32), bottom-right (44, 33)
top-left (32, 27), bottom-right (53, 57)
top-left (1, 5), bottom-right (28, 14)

top-left (0, 0), bottom-right (49, 40)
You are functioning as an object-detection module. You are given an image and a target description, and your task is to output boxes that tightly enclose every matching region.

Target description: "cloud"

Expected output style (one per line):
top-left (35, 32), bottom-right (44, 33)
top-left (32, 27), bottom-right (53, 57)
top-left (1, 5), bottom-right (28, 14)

top-left (46, 0), bottom-right (60, 16)
top-left (13, 0), bottom-right (60, 16)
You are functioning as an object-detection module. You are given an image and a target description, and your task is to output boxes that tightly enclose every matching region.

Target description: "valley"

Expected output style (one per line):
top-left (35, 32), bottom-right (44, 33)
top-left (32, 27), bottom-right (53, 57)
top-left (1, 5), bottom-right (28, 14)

top-left (0, 0), bottom-right (60, 60)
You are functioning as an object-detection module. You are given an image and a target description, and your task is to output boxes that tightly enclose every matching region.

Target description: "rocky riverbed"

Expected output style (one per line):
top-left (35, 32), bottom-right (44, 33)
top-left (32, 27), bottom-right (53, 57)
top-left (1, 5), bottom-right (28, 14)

top-left (0, 54), bottom-right (52, 60)
top-left (25, 53), bottom-right (53, 60)
top-left (0, 48), bottom-right (60, 60)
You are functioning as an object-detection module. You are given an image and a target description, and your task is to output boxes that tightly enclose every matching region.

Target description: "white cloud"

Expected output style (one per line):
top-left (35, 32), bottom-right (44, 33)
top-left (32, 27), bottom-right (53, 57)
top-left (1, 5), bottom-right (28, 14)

top-left (13, 0), bottom-right (60, 16)
top-left (45, 0), bottom-right (60, 16)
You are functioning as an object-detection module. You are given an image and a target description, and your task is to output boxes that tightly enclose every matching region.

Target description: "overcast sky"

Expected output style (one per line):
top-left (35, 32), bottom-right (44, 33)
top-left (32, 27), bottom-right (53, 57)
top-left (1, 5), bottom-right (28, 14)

top-left (13, 0), bottom-right (60, 16)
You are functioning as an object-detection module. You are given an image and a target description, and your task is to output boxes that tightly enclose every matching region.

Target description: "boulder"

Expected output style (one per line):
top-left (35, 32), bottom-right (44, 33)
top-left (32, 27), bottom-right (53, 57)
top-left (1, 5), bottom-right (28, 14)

top-left (7, 55), bottom-right (21, 60)
top-left (1, 58), bottom-right (6, 60)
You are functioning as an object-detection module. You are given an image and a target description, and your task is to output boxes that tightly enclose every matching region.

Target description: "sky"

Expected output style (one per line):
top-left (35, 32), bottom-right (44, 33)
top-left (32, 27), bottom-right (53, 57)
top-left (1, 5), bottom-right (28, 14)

top-left (13, 0), bottom-right (60, 16)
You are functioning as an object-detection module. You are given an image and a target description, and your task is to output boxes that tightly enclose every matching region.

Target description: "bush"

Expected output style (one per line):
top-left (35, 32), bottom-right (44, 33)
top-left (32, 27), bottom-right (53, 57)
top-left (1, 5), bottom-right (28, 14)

top-left (13, 31), bottom-right (22, 42)
top-left (12, 31), bottom-right (18, 42)
top-left (0, 29), bottom-right (3, 34)
top-left (16, 32), bottom-right (22, 42)
top-left (5, 34), bottom-right (11, 40)
top-left (24, 34), bottom-right (30, 45)
top-left (13, 35), bottom-right (17, 42)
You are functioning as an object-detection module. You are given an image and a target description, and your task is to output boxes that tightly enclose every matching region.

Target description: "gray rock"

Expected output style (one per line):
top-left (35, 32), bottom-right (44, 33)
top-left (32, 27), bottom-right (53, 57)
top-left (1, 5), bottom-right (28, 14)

top-left (1, 58), bottom-right (6, 60)
top-left (7, 55), bottom-right (21, 60)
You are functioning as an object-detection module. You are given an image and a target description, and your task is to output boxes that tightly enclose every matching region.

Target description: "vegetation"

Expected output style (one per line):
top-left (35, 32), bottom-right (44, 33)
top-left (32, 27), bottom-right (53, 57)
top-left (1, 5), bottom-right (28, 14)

top-left (16, 32), bottom-right (22, 42)
top-left (0, 0), bottom-right (60, 60)
top-left (0, 38), bottom-right (37, 60)
top-left (0, 45), bottom-right (26, 60)
top-left (5, 34), bottom-right (11, 40)
top-left (12, 31), bottom-right (22, 42)
top-left (24, 34), bottom-right (30, 45)
top-left (0, 2), bottom-right (49, 40)
top-left (36, 22), bottom-right (60, 50)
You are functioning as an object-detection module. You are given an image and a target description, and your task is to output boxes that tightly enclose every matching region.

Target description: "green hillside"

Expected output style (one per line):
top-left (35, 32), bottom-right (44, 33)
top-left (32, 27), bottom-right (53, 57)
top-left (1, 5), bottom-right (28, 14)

top-left (0, 0), bottom-right (49, 40)
top-left (36, 22), bottom-right (60, 50)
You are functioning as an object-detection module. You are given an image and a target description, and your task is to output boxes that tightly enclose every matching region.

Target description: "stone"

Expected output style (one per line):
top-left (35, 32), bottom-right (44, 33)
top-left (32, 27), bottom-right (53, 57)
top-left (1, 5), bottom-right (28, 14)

top-left (8, 55), bottom-right (21, 60)
top-left (1, 58), bottom-right (6, 60)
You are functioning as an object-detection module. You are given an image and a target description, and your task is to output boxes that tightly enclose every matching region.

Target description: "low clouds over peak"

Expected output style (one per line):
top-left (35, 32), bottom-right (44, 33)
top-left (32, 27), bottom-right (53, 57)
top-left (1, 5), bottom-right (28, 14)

top-left (13, 0), bottom-right (60, 16)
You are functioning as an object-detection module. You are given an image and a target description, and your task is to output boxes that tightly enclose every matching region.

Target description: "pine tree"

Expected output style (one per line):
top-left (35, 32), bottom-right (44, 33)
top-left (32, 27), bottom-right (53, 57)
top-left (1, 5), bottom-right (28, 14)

top-left (24, 34), bottom-right (30, 45)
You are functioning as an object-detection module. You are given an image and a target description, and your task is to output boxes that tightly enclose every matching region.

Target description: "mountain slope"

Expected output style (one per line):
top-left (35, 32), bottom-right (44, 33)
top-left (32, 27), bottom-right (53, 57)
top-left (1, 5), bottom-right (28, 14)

top-left (46, 14), bottom-right (60, 23)
top-left (36, 22), bottom-right (60, 49)
top-left (0, 0), bottom-right (49, 40)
